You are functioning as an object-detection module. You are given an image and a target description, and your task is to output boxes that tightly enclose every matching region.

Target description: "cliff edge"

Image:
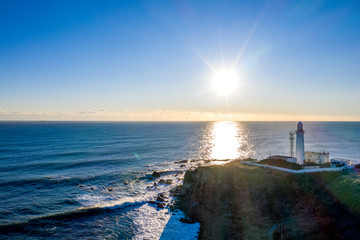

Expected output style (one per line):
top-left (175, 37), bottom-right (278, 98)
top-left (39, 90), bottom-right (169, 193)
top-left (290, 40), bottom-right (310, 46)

top-left (176, 160), bottom-right (360, 240)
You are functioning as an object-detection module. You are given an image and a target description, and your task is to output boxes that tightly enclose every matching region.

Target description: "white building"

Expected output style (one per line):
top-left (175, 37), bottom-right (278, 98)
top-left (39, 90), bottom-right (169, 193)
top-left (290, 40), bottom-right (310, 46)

top-left (296, 121), bottom-right (305, 165)
top-left (305, 151), bottom-right (330, 164)
top-left (330, 158), bottom-right (351, 168)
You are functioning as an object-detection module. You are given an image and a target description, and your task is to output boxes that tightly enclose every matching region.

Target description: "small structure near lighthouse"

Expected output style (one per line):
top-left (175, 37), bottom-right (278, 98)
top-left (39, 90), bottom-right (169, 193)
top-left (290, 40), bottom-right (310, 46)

top-left (295, 121), bottom-right (305, 165)
top-left (259, 121), bottom-right (357, 172)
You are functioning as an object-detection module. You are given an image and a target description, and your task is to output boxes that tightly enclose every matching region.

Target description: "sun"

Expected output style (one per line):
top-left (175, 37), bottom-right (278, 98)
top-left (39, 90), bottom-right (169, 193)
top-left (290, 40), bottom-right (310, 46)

top-left (212, 69), bottom-right (239, 96)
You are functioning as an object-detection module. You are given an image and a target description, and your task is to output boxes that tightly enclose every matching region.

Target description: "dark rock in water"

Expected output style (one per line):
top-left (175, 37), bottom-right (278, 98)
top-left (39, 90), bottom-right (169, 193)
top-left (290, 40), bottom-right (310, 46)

top-left (179, 217), bottom-right (196, 224)
top-left (175, 160), bottom-right (188, 164)
top-left (156, 196), bottom-right (165, 202)
top-left (153, 182), bottom-right (157, 186)
top-left (78, 184), bottom-right (84, 188)
top-left (123, 180), bottom-right (129, 185)
top-left (149, 201), bottom-right (156, 204)
top-left (175, 171), bottom-right (184, 177)
top-left (158, 179), bottom-right (173, 184)
top-left (159, 193), bottom-right (167, 198)
top-left (106, 187), bottom-right (113, 192)
top-left (152, 171), bottom-right (161, 178)
top-left (180, 164), bottom-right (187, 167)
top-left (170, 186), bottom-right (182, 196)
top-left (157, 202), bottom-right (165, 208)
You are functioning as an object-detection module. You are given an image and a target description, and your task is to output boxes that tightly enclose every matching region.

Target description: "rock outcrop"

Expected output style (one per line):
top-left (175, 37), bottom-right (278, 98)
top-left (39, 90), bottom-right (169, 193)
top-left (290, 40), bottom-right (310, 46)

top-left (176, 160), bottom-right (360, 240)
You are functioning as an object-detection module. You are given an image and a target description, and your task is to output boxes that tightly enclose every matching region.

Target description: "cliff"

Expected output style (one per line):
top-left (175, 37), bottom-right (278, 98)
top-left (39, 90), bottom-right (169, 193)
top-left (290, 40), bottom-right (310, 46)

top-left (176, 160), bottom-right (360, 240)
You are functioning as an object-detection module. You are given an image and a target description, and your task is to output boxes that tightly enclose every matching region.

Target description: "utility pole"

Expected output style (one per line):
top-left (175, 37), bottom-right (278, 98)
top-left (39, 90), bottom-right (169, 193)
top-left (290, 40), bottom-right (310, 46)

top-left (289, 131), bottom-right (295, 157)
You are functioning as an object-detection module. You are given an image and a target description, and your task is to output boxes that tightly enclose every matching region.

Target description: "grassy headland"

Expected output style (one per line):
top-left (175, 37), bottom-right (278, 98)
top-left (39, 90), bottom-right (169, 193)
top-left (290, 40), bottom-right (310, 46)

top-left (258, 158), bottom-right (302, 170)
top-left (175, 160), bottom-right (360, 239)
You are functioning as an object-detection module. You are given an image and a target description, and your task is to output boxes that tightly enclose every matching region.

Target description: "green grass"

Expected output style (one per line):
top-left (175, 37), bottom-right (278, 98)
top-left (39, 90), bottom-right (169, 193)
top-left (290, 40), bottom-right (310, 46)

top-left (322, 171), bottom-right (360, 213)
top-left (177, 160), bottom-right (360, 239)
top-left (258, 158), bottom-right (302, 170)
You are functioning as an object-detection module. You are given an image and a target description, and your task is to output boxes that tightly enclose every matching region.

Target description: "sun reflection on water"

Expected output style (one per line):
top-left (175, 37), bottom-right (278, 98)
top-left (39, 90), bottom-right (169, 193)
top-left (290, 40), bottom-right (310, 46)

top-left (210, 121), bottom-right (243, 160)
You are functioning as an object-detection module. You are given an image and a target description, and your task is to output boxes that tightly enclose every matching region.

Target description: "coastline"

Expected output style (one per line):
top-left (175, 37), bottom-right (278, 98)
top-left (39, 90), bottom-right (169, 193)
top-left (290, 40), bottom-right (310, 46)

top-left (175, 160), bottom-right (360, 239)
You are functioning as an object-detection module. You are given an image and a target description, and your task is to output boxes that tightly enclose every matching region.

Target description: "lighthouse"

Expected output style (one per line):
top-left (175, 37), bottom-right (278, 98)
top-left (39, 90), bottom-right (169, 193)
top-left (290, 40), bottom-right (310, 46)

top-left (295, 121), bottom-right (305, 165)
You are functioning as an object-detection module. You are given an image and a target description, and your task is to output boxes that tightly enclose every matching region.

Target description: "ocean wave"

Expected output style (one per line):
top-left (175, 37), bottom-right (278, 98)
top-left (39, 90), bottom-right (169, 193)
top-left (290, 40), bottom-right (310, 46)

top-left (0, 196), bottom-right (149, 234)
top-left (0, 175), bottom-right (81, 189)
top-left (43, 151), bottom-right (92, 158)
top-left (0, 157), bottom-right (130, 173)
top-left (0, 161), bottom-right (193, 238)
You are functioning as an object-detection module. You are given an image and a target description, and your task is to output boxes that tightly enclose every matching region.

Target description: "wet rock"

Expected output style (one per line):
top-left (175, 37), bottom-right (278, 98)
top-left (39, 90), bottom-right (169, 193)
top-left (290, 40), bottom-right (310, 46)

top-left (180, 164), bottom-right (187, 168)
top-left (156, 196), bottom-right (165, 202)
top-left (170, 186), bottom-right (181, 194)
top-left (179, 217), bottom-right (196, 224)
top-left (158, 179), bottom-right (166, 184)
top-left (166, 179), bottom-right (173, 184)
top-left (157, 202), bottom-right (165, 208)
top-left (78, 184), bottom-right (84, 188)
top-left (123, 180), bottom-right (129, 185)
top-left (191, 202), bottom-right (198, 208)
top-left (106, 187), bottom-right (113, 192)
top-left (152, 171), bottom-right (161, 178)
top-left (159, 192), bottom-right (167, 198)
top-left (149, 201), bottom-right (156, 204)
top-left (175, 160), bottom-right (188, 164)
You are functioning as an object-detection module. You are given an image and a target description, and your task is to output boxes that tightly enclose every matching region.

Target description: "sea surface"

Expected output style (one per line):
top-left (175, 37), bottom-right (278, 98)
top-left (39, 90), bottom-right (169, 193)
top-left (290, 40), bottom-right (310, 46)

top-left (1, 121), bottom-right (360, 239)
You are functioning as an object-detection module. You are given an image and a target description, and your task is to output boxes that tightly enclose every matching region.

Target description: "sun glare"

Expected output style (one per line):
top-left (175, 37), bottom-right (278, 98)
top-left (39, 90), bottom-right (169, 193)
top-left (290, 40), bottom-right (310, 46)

top-left (212, 69), bottom-right (239, 96)
top-left (210, 121), bottom-right (241, 160)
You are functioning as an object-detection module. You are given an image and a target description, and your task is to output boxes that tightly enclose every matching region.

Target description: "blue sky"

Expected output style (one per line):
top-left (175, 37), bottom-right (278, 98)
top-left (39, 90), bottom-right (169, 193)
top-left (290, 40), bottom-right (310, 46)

top-left (1, 0), bottom-right (360, 120)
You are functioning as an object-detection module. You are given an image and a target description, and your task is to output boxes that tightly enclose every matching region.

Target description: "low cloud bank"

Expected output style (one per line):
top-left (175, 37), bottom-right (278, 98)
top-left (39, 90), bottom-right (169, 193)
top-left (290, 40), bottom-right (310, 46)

top-left (0, 109), bottom-right (358, 121)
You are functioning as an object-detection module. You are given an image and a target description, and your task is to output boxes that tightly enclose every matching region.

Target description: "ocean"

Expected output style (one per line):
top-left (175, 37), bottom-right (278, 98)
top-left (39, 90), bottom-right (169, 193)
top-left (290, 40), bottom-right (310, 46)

top-left (1, 121), bottom-right (360, 239)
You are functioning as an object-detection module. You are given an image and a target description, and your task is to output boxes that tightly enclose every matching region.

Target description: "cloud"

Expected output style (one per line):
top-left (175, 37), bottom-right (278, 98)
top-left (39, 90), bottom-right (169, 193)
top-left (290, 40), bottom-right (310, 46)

top-left (0, 108), bottom-right (359, 121)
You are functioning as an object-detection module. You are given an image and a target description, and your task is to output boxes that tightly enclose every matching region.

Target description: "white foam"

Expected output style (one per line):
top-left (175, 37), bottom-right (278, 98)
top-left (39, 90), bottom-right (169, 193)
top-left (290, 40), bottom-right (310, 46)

top-left (159, 211), bottom-right (200, 240)
top-left (132, 173), bottom-right (199, 239)
top-left (132, 204), bottom-right (199, 240)
top-left (132, 204), bottom-right (171, 240)
top-left (76, 192), bottom-right (153, 209)
top-left (76, 163), bottom-right (200, 239)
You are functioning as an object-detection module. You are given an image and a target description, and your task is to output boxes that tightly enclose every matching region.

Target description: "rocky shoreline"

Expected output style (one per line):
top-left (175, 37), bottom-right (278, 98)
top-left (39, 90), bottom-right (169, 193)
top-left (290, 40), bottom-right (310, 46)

top-left (174, 160), bottom-right (360, 240)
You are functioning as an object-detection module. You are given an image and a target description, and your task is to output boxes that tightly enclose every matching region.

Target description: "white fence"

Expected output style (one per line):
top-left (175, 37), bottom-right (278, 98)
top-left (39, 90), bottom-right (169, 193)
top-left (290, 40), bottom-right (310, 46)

top-left (242, 161), bottom-right (343, 173)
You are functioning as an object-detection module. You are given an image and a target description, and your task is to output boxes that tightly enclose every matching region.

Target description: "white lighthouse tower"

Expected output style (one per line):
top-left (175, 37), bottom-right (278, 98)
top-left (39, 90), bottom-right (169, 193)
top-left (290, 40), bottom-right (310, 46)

top-left (295, 121), bottom-right (305, 165)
